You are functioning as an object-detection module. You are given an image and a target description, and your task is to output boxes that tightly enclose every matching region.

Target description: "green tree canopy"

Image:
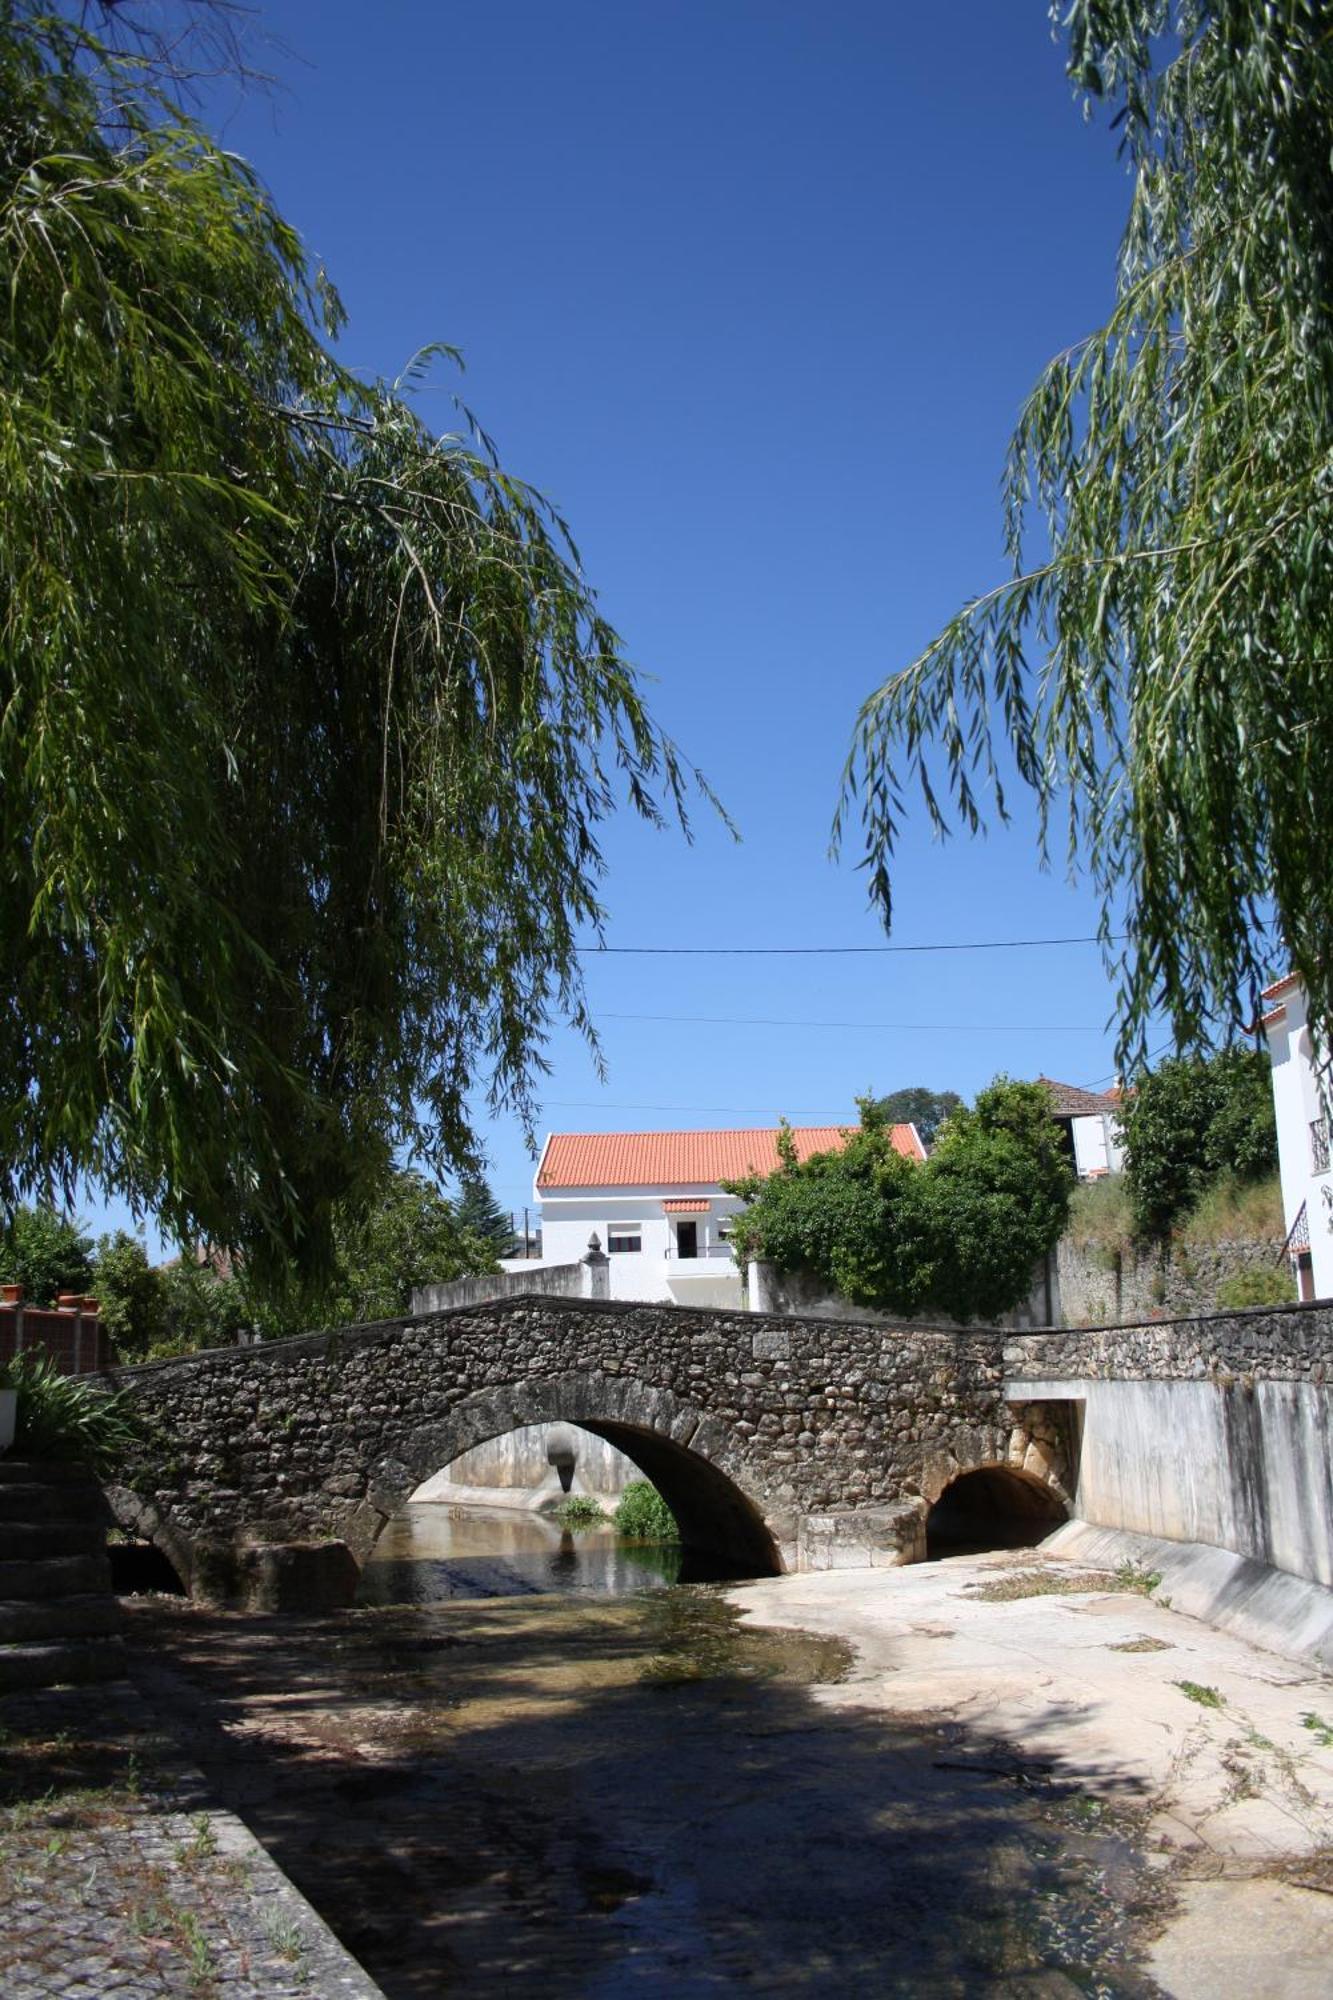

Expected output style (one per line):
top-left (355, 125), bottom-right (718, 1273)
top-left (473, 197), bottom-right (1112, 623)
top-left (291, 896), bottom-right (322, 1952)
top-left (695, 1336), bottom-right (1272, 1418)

top-left (866, 1086), bottom-right (963, 1151)
top-left (99, 1166), bottom-right (497, 1361)
top-left (0, 1204), bottom-right (94, 1305)
top-left (727, 1083), bottom-right (1071, 1323)
top-left (1118, 1047), bottom-right (1277, 1240)
top-left (838, 1), bottom-right (1333, 1070)
top-left (0, 3), bottom-right (711, 1294)
top-left (455, 1178), bottom-right (516, 1254)
top-left (90, 1230), bottom-right (168, 1360)
top-left (321, 1168), bottom-right (495, 1327)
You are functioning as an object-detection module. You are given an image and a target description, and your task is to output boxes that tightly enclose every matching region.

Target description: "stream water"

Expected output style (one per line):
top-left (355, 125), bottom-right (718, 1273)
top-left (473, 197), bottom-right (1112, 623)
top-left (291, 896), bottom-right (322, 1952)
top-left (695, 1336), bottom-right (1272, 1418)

top-left (356, 1502), bottom-right (703, 1604)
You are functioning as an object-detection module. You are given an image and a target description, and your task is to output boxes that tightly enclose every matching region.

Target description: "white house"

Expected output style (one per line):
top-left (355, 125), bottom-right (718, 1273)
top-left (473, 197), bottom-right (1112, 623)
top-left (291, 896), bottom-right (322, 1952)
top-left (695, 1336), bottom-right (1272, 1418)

top-left (1037, 1077), bottom-right (1127, 1179)
top-left (524, 1122), bottom-right (926, 1307)
top-left (1261, 973), bottom-right (1329, 1300)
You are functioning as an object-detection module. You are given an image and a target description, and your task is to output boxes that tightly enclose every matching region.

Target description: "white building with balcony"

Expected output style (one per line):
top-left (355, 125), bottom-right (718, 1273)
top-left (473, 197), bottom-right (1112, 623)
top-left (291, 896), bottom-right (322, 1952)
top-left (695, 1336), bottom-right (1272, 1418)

top-left (525, 1122), bottom-right (926, 1307)
top-left (1261, 974), bottom-right (1331, 1300)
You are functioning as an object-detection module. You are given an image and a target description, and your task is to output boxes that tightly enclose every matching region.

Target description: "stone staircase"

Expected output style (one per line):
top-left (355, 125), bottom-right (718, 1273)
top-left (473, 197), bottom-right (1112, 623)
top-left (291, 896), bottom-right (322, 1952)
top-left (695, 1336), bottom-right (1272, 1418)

top-left (0, 1460), bottom-right (125, 1693)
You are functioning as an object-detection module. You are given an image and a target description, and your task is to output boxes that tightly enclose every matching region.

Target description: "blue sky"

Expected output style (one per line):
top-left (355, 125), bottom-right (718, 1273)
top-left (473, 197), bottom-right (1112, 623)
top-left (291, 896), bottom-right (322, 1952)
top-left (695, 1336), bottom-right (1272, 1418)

top-left (93, 3), bottom-right (1153, 1249)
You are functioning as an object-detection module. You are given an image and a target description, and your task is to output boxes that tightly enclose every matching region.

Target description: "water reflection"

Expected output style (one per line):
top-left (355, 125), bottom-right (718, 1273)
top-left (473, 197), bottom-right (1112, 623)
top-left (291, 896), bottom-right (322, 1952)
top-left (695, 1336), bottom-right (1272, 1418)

top-left (356, 1502), bottom-right (714, 1605)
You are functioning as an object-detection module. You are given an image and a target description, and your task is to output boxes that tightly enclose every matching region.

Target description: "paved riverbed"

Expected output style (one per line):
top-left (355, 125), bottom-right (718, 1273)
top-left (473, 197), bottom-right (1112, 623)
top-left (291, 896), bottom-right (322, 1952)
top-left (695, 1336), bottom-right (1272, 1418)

top-left (13, 1542), bottom-right (1328, 1997)
top-left (731, 1550), bottom-right (1333, 1998)
top-left (105, 1541), bottom-right (1333, 1997)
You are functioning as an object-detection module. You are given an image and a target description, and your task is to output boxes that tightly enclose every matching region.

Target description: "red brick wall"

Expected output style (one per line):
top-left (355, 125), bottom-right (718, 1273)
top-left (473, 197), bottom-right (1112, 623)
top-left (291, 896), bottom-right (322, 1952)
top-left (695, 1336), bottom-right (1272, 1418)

top-left (0, 1305), bottom-right (110, 1375)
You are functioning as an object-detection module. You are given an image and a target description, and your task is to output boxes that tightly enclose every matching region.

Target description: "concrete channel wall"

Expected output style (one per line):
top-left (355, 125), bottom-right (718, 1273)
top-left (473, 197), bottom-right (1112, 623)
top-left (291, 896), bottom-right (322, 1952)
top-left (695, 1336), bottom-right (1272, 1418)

top-left (1007, 1302), bottom-right (1333, 1589)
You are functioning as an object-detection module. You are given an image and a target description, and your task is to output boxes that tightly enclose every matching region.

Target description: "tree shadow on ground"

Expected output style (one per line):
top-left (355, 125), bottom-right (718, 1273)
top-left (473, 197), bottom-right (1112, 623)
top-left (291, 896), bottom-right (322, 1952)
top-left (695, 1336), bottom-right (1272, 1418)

top-left (119, 1592), bottom-right (1172, 1998)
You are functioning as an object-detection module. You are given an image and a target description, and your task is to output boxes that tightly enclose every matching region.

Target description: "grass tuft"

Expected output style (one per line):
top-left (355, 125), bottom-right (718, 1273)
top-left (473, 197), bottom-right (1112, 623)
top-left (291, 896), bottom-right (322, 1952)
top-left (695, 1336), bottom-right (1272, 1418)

top-left (1174, 1680), bottom-right (1225, 1709)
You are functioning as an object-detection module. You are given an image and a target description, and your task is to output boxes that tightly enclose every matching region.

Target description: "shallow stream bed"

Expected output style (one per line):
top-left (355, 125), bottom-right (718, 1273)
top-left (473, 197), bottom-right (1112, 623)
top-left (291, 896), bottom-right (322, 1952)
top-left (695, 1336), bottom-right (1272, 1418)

top-left (355, 1501), bottom-right (718, 1603)
top-left (124, 1573), bottom-right (1171, 1997)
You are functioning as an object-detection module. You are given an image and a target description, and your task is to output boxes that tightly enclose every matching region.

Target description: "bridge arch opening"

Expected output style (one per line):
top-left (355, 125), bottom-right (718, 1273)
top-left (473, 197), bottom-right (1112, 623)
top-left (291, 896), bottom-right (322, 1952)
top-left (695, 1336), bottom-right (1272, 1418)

top-left (389, 1388), bottom-right (785, 1581)
top-left (414, 1421), bottom-right (640, 1511)
top-left (925, 1465), bottom-right (1066, 1560)
top-left (578, 1419), bottom-right (781, 1576)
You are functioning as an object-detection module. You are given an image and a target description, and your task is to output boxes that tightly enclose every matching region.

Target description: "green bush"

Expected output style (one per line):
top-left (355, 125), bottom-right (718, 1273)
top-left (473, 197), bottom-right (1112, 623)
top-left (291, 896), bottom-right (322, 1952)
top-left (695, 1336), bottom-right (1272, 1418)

top-left (8, 1351), bottom-right (140, 1471)
top-left (1216, 1265), bottom-right (1294, 1310)
top-left (1120, 1049), bottom-right (1277, 1240)
top-left (614, 1481), bottom-right (679, 1542)
top-left (550, 1494), bottom-right (605, 1530)
top-left (726, 1081), bottom-right (1072, 1322)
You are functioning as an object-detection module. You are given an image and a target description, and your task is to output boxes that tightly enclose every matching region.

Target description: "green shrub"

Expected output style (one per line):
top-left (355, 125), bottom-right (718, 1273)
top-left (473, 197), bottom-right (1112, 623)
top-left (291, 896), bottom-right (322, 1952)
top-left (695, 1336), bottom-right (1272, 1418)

top-left (9, 1351), bottom-right (140, 1470)
top-left (614, 1481), bottom-right (679, 1541)
top-left (549, 1494), bottom-right (605, 1530)
top-left (1120, 1049), bottom-right (1277, 1240)
top-left (1216, 1264), bottom-right (1294, 1309)
top-left (727, 1081), bottom-right (1072, 1322)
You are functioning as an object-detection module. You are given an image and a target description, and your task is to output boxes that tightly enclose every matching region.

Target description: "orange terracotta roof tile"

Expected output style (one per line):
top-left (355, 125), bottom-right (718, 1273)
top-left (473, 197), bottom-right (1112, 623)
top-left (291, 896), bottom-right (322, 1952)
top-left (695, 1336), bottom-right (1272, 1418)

top-left (1261, 972), bottom-right (1301, 1002)
top-left (536, 1122), bottom-right (924, 1189)
top-left (662, 1198), bottom-right (710, 1213)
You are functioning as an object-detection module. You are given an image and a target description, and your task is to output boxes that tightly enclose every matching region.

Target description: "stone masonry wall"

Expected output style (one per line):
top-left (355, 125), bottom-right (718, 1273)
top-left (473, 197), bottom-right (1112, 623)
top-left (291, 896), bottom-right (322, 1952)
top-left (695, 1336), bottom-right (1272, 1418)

top-left (1006, 1298), bottom-right (1333, 1385)
top-left (105, 1296), bottom-right (1070, 1595)
top-left (1054, 1234), bottom-right (1286, 1327)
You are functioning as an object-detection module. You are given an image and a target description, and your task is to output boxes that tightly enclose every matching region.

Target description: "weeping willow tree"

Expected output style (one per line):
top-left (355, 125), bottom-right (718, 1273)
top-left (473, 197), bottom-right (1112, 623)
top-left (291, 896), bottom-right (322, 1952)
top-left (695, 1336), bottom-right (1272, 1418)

top-left (839, 1), bottom-right (1333, 1071)
top-left (0, 3), bottom-right (711, 1290)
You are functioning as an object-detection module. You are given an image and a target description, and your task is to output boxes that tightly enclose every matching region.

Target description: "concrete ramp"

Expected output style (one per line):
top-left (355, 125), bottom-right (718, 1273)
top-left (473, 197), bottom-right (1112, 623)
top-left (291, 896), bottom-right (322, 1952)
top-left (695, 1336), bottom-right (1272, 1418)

top-left (1047, 1519), bottom-right (1333, 1671)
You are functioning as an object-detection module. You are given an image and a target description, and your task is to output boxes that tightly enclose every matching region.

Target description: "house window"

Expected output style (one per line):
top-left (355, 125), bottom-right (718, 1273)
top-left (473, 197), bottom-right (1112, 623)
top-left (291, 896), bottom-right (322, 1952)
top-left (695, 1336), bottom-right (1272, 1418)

top-left (1311, 1119), bottom-right (1330, 1175)
top-left (607, 1224), bottom-right (642, 1254)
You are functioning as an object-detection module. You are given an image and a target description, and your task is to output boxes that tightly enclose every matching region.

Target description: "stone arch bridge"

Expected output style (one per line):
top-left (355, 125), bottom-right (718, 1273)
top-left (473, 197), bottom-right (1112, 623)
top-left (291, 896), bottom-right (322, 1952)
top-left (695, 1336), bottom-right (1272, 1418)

top-left (106, 1294), bottom-right (1076, 1604)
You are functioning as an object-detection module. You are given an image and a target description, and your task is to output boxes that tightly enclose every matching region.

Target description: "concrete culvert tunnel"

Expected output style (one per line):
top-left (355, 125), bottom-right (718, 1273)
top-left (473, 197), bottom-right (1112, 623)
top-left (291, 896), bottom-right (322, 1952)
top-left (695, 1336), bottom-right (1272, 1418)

top-left (925, 1466), bottom-right (1067, 1560)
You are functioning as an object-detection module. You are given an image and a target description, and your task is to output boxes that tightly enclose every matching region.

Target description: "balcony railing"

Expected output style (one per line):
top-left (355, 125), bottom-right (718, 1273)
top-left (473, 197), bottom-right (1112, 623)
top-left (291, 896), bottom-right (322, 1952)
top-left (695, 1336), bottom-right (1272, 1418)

top-left (1312, 1118), bottom-right (1330, 1174)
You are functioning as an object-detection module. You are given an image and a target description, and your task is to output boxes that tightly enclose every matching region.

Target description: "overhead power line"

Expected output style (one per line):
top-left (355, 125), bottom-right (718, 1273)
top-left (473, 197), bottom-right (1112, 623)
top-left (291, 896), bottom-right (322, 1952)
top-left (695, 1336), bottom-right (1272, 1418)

top-left (578, 933), bottom-right (1124, 958)
top-left (601, 1011), bottom-right (1102, 1034)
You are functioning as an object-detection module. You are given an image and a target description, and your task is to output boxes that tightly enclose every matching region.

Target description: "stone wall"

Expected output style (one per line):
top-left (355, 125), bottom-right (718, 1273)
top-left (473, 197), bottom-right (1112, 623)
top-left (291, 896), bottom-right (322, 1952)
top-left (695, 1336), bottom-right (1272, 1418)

top-left (1055, 1233), bottom-right (1287, 1327)
top-left (1006, 1302), bottom-right (1333, 1589)
top-left (105, 1295), bottom-right (1072, 1599)
top-left (1006, 1298), bottom-right (1333, 1383)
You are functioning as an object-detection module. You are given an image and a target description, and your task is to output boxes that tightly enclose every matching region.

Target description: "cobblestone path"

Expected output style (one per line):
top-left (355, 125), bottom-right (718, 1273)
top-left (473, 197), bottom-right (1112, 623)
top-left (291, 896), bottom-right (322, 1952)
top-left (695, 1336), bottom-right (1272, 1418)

top-left (0, 1680), bottom-right (381, 1999)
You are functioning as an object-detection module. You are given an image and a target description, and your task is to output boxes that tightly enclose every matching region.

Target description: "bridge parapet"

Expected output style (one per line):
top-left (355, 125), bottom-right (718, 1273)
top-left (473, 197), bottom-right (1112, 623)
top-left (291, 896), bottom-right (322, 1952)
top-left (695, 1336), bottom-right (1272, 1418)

top-left (1006, 1298), bottom-right (1333, 1388)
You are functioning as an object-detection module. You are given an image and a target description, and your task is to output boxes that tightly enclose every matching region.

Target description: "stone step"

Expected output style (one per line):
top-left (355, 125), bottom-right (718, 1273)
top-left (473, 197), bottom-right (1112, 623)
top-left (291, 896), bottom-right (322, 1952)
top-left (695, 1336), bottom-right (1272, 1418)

top-left (0, 1521), bottom-right (107, 1561)
top-left (0, 1483), bottom-right (107, 1523)
top-left (0, 1635), bottom-right (126, 1694)
top-left (0, 1459), bottom-right (100, 1487)
top-left (0, 1595), bottom-right (123, 1645)
top-left (0, 1554), bottom-right (112, 1600)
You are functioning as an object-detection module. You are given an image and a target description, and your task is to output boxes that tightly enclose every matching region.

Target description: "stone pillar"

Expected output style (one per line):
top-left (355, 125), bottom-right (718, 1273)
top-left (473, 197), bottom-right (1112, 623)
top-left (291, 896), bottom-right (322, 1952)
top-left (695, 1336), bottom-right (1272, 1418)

top-left (583, 1232), bottom-right (610, 1301)
top-left (747, 1259), bottom-right (780, 1314)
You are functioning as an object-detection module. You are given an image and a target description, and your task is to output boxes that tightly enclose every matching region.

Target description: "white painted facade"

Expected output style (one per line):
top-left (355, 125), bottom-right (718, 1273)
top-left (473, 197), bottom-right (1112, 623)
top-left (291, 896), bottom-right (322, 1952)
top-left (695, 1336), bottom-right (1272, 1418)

top-left (535, 1183), bottom-right (747, 1307)
top-left (1262, 976), bottom-right (1331, 1299)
